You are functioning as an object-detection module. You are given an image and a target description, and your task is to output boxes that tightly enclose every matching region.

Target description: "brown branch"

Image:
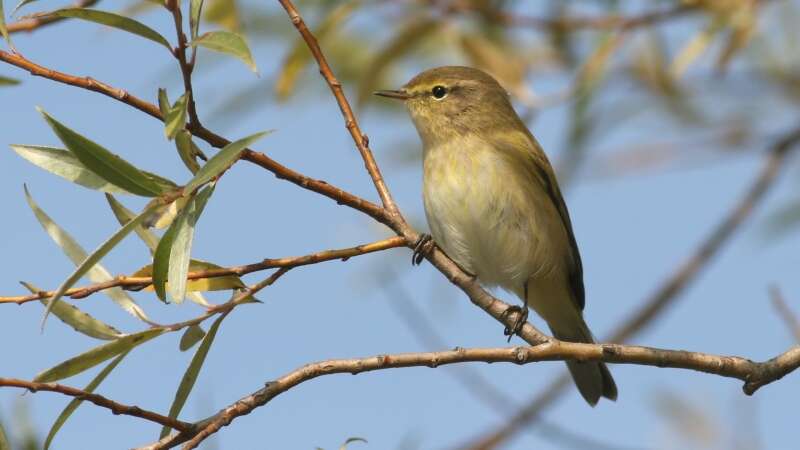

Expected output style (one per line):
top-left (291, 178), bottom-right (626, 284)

top-left (459, 125), bottom-right (800, 450)
top-left (140, 340), bottom-right (800, 449)
top-left (6, 0), bottom-right (99, 34)
top-left (0, 377), bottom-right (192, 432)
top-left (276, 0), bottom-right (398, 214)
top-left (0, 49), bottom-right (390, 226)
top-left (0, 237), bottom-right (405, 304)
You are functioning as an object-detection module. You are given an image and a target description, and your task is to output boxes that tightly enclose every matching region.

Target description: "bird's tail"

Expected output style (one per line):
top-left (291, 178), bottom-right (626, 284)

top-left (549, 318), bottom-right (617, 406)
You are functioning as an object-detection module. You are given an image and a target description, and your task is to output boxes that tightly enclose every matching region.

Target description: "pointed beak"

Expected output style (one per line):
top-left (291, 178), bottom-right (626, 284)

top-left (373, 89), bottom-right (411, 100)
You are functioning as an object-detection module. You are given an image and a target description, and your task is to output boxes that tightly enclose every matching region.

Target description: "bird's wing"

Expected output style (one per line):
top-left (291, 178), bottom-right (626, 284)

top-left (495, 129), bottom-right (586, 311)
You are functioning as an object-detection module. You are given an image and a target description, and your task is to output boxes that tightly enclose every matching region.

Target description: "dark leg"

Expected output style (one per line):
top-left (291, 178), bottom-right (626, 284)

top-left (501, 282), bottom-right (529, 341)
top-left (412, 234), bottom-right (434, 266)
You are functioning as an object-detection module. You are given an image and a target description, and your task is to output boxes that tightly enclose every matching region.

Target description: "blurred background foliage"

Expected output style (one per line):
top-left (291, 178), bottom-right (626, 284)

top-left (121, 0), bottom-right (800, 234)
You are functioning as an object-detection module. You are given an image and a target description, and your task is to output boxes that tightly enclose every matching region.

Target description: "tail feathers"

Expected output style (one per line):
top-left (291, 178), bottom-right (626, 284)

top-left (551, 323), bottom-right (617, 406)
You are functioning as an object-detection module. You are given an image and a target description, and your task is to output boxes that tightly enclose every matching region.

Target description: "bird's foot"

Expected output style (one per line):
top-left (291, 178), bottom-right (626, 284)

top-left (501, 305), bottom-right (528, 342)
top-left (412, 234), bottom-right (435, 266)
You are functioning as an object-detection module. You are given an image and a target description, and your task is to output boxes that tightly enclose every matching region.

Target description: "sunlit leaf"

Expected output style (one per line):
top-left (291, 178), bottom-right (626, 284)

top-left (671, 19), bottom-right (724, 78)
top-left (160, 313), bottom-right (226, 438)
top-left (175, 130), bottom-right (202, 174)
top-left (158, 88), bottom-right (170, 116)
top-left (24, 186), bottom-right (149, 323)
top-left (43, 351), bottom-right (128, 450)
top-left (20, 282), bottom-right (122, 341)
top-left (275, 0), bottom-right (361, 100)
top-left (12, 145), bottom-right (131, 193)
top-left (190, 0), bottom-right (204, 39)
top-left (179, 325), bottom-right (205, 351)
top-left (184, 130), bottom-right (269, 194)
top-left (34, 328), bottom-right (164, 382)
top-left (52, 8), bottom-right (171, 50)
top-left (203, 0), bottom-right (240, 32)
top-left (38, 108), bottom-right (170, 197)
top-left (168, 185), bottom-right (214, 303)
top-left (164, 93), bottom-right (188, 140)
top-left (39, 198), bottom-right (161, 326)
top-left (191, 30), bottom-right (257, 73)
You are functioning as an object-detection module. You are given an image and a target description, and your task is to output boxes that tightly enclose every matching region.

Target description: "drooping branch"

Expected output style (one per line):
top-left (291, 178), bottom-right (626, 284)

top-left (0, 237), bottom-right (406, 304)
top-left (141, 340), bottom-right (800, 450)
top-left (0, 377), bottom-right (191, 432)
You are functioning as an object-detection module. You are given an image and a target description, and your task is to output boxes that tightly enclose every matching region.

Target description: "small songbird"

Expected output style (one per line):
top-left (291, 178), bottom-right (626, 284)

top-left (375, 66), bottom-right (617, 405)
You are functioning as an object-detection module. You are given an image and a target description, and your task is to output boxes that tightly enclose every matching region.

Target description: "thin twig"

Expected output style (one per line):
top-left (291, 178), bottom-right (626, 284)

top-left (144, 340), bottom-right (800, 450)
top-left (460, 125), bottom-right (800, 450)
top-left (276, 0), bottom-right (398, 214)
top-left (6, 0), bottom-right (100, 34)
top-left (165, 0), bottom-right (201, 127)
top-left (0, 377), bottom-right (192, 432)
top-left (0, 237), bottom-right (406, 304)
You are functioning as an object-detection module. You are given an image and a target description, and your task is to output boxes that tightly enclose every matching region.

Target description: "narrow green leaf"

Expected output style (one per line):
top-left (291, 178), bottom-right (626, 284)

top-left (168, 185), bottom-right (214, 303)
top-left (34, 328), bottom-right (164, 382)
top-left (0, 75), bottom-right (20, 86)
top-left (191, 30), bottom-right (257, 73)
top-left (160, 313), bottom-right (226, 438)
top-left (184, 130), bottom-right (270, 194)
top-left (12, 145), bottom-right (130, 193)
top-left (0, 0), bottom-right (11, 50)
top-left (105, 194), bottom-right (160, 252)
top-left (52, 8), bottom-right (171, 50)
top-left (40, 199), bottom-right (161, 327)
top-left (152, 199), bottom-right (189, 302)
top-left (132, 259), bottom-right (245, 292)
top-left (175, 130), bottom-right (202, 174)
top-left (43, 351), bottom-right (129, 450)
top-left (158, 88), bottom-right (170, 116)
top-left (164, 93), bottom-right (188, 140)
top-left (179, 325), bottom-right (205, 351)
top-left (12, 0), bottom-right (38, 15)
top-left (21, 282), bottom-right (122, 341)
top-left (24, 186), bottom-right (149, 323)
top-left (190, 0), bottom-right (204, 40)
top-left (38, 108), bottom-right (169, 197)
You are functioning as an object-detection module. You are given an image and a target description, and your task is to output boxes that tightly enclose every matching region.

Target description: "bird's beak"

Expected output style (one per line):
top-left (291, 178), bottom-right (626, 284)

top-left (373, 89), bottom-right (411, 100)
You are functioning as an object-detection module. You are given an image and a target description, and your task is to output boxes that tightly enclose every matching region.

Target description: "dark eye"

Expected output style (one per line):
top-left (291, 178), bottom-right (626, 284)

top-left (431, 85), bottom-right (447, 99)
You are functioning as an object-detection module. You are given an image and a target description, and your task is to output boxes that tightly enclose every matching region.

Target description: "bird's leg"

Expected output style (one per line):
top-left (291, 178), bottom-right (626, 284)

top-left (412, 233), bottom-right (435, 266)
top-left (502, 282), bottom-right (529, 341)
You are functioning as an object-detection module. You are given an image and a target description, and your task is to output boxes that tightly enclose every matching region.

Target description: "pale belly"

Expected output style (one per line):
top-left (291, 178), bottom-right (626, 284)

top-left (422, 141), bottom-right (567, 293)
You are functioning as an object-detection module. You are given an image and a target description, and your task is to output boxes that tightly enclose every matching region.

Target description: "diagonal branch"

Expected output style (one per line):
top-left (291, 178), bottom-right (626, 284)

top-left (0, 237), bottom-right (406, 304)
top-left (459, 124), bottom-right (800, 450)
top-left (141, 340), bottom-right (800, 450)
top-left (0, 377), bottom-right (191, 432)
top-left (276, 0), bottom-right (398, 214)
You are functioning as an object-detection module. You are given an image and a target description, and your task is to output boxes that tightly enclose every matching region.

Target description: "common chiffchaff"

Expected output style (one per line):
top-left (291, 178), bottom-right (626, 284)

top-left (376, 66), bottom-right (617, 405)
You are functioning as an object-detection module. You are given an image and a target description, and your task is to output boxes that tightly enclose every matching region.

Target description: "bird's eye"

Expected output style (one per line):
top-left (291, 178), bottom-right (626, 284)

top-left (431, 85), bottom-right (447, 99)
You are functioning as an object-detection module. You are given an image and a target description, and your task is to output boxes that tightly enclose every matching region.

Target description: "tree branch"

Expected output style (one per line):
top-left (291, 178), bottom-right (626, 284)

top-left (0, 237), bottom-right (406, 304)
top-left (142, 340), bottom-right (800, 449)
top-left (276, 0), bottom-right (398, 214)
top-left (0, 377), bottom-right (191, 432)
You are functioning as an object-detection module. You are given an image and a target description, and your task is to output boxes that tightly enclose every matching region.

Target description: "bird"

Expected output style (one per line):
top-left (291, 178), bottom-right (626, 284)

top-left (375, 66), bottom-right (617, 405)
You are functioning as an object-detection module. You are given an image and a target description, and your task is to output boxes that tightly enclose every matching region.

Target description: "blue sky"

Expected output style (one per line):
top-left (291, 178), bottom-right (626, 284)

top-left (2, 2), bottom-right (800, 450)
